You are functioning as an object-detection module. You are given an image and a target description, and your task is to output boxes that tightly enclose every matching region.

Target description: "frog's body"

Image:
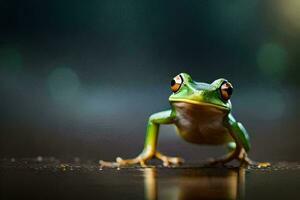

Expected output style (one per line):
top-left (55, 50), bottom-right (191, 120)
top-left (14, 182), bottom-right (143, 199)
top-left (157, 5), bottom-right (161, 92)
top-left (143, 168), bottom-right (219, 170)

top-left (173, 102), bottom-right (232, 145)
top-left (100, 73), bottom-right (270, 167)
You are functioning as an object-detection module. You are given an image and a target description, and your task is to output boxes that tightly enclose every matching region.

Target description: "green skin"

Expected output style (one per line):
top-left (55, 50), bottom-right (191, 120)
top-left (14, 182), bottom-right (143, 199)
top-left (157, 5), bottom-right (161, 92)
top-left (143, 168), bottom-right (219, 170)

top-left (100, 73), bottom-right (269, 167)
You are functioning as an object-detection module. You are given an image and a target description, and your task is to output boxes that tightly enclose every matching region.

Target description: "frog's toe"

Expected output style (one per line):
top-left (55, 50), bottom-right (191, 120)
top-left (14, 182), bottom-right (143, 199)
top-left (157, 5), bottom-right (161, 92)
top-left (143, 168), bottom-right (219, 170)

top-left (168, 157), bottom-right (184, 165)
top-left (256, 162), bottom-right (271, 168)
top-left (239, 154), bottom-right (271, 168)
top-left (99, 160), bottom-right (120, 168)
top-left (116, 157), bottom-right (124, 163)
top-left (243, 158), bottom-right (271, 168)
top-left (116, 156), bottom-right (149, 167)
top-left (116, 156), bottom-right (136, 165)
top-left (155, 152), bottom-right (184, 166)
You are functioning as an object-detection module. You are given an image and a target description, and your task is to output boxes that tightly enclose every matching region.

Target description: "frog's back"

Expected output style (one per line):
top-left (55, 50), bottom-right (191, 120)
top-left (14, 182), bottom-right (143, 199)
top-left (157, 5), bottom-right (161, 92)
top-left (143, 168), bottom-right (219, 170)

top-left (172, 102), bottom-right (233, 145)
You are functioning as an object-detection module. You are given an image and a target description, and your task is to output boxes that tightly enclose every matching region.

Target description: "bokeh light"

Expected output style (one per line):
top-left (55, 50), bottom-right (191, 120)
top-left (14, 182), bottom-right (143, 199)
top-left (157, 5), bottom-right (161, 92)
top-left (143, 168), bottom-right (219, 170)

top-left (256, 42), bottom-right (288, 79)
top-left (0, 46), bottom-right (23, 88)
top-left (0, 0), bottom-right (300, 163)
top-left (47, 66), bottom-right (81, 104)
top-left (276, 0), bottom-right (300, 35)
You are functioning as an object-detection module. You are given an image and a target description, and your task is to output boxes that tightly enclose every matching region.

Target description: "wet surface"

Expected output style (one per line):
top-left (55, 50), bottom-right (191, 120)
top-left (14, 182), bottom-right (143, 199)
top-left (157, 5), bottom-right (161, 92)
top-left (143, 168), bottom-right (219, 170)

top-left (1, 158), bottom-right (300, 200)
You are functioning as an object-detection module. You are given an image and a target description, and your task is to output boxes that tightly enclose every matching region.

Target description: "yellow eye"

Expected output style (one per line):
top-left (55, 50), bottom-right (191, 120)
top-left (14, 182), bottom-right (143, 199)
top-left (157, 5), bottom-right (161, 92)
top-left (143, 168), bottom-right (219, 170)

top-left (171, 75), bottom-right (183, 93)
top-left (220, 81), bottom-right (233, 100)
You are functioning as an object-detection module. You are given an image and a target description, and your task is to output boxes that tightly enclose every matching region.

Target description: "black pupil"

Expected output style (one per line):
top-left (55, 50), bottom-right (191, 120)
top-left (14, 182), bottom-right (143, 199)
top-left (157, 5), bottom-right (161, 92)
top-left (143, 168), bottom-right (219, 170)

top-left (224, 83), bottom-right (233, 96)
top-left (225, 85), bottom-right (233, 96)
top-left (171, 80), bottom-right (176, 86)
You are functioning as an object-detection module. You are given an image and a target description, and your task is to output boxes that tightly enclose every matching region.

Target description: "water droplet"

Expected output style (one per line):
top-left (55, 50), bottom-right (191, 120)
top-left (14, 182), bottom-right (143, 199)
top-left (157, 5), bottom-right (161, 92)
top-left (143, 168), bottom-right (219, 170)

top-left (36, 156), bottom-right (43, 162)
top-left (74, 157), bottom-right (80, 163)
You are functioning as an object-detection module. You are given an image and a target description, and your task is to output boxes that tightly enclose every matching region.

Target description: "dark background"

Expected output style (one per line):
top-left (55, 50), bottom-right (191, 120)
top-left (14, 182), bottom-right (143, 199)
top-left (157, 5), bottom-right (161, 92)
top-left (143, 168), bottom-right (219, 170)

top-left (1, 0), bottom-right (300, 162)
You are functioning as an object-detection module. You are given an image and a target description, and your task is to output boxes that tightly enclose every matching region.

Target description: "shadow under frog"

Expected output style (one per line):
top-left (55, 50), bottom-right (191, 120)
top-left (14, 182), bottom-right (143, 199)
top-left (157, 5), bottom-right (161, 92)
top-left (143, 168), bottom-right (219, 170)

top-left (142, 167), bottom-right (245, 200)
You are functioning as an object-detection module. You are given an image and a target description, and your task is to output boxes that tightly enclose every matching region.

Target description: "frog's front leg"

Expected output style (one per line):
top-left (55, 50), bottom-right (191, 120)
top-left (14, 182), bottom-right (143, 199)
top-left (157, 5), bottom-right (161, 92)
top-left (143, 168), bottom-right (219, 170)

top-left (100, 110), bottom-right (183, 167)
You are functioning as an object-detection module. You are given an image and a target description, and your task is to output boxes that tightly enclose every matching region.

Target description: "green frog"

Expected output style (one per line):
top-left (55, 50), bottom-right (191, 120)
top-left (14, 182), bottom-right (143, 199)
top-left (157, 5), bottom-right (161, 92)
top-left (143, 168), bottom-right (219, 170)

top-left (100, 73), bottom-right (270, 167)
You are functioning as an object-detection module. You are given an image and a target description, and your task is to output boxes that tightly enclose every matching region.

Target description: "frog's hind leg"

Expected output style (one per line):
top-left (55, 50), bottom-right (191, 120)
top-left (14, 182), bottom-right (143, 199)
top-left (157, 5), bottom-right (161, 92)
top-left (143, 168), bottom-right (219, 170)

top-left (218, 142), bottom-right (271, 168)
top-left (208, 142), bottom-right (241, 165)
top-left (208, 142), bottom-right (270, 167)
top-left (155, 151), bottom-right (184, 166)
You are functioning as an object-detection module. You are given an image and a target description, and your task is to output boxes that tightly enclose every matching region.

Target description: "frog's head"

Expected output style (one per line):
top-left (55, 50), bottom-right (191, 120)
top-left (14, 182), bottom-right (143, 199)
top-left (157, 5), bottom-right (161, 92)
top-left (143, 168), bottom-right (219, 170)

top-left (169, 73), bottom-right (233, 111)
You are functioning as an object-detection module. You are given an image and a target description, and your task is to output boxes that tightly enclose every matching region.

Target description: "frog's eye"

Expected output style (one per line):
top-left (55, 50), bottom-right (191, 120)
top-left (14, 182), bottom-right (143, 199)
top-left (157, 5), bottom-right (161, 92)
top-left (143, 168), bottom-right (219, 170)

top-left (220, 81), bottom-right (233, 100)
top-left (171, 75), bottom-right (183, 93)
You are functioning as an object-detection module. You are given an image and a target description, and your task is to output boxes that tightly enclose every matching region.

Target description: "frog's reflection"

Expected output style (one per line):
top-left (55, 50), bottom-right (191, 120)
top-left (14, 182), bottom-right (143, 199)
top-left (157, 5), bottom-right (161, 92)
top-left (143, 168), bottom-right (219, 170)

top-left (143, 167), bottom-right (245, 200)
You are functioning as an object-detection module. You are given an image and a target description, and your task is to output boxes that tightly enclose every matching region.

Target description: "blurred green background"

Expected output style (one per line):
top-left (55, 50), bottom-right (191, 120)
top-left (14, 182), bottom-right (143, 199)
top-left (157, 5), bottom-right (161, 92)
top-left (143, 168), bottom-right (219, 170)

top-left (1, 0), bottom-right (300, 162)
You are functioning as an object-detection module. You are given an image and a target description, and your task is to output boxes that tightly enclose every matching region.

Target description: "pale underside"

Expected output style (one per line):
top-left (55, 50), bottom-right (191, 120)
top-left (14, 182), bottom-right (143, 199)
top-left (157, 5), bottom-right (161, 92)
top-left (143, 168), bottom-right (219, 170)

top-left (172, 102), bottom-right (233, 145)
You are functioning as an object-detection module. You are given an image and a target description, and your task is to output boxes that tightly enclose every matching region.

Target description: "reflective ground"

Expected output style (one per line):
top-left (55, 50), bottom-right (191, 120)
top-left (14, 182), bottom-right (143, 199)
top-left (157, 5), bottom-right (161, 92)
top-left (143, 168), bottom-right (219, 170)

top-left (1, 158), bottom-right (299, 200)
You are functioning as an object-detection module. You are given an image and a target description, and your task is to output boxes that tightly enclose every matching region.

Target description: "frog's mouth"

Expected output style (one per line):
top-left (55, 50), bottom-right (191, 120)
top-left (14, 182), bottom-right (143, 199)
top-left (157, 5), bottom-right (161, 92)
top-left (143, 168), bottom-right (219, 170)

top-left (170, 98), bottom-right (230, 111)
